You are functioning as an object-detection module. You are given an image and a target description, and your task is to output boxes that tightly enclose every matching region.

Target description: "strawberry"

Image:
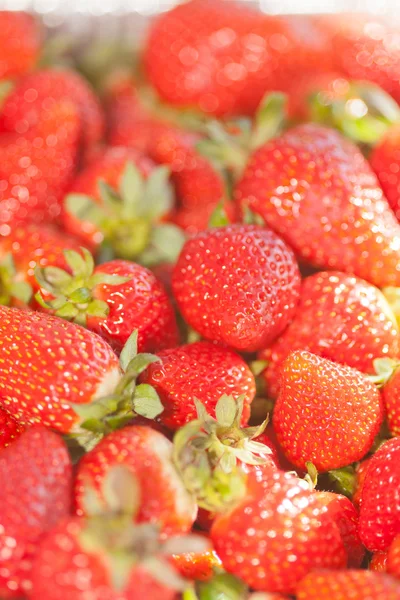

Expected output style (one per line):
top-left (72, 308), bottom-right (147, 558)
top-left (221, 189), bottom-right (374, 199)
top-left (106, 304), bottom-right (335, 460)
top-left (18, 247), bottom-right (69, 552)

top-left (370, 125), bottom-right (400, 222)
top-left (260, 271), bottom-right (399, 399)
top-left (0, 223), bottom-right (84, 306)
top-left (170, 536), bottom-right (222, 581)
top-left (235, 123), bottom-right (400, 288)
top-left (0, 406), bottom-right (24, 449)
top-left (273, 351), bottom-right (383, 472)
top-left (388, 535), bottom-right (400, 578)
top-left (287, 70), bottom-right (348, 121)
top-left (143, 0), bottom-right (333, 117)
top-left (352, 456), bottom-right (373, 509)
top-left (0, 426), bottom-right (72, 598)
top-left (74, 425), bottom-right (197, 536)
top-left (370, 551), bottom-right (389, 572)
top-left (381, 363), bottom-right (400, 436)
top-left (35, 251), bottom-right (179, 354)
top-left (0, 68), bottom-right (104, 158)
top-left (139, 341), bottom-right (255, 430)
top-left (296, 569), bottom-right (400, 600)
top-left (0, 99), bottom-right (80, 228)
top-left (172, 224), bottom-right (300, 352)
top-left (211, 469), bottom-right (346, 594)
top-left (0, 306), bottom-right (163, 435)
top-left (359, 438), bottom-right (400, 551)
top-left (0, 12), bottom-right (41, 80)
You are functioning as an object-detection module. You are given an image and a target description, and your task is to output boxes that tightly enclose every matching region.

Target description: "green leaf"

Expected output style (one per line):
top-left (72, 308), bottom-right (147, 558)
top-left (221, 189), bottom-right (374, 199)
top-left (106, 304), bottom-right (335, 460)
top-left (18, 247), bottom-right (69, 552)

top-left (69, 287), bottom-right (92, 304)
top-left (10, 280), bottom-right (32, 304)
top-left (251, 92), bottom-right (287, 151)
top-left (98, 180), bottom-right (122, 209)
top-left (119, 161), bottom-right (145, 215)
top-left (140, 224), bottom-right (186, 267)
top-left (133, 384), bottom-right (164, 419)
top-left (215, 395), bottom-right (237, 428)
top-left (35, 265), bottom-right (73, 291)
top-left (64, 248), bottom-right (93, 279)
top-left (142, 165), bottom-right (174, 219)
top-left (208, 200), bottom-right (230, 228)
top-left (119, 330), bottom-right (138, 372)
top-left (86, 299), bottom-right (110, 318)
top-left (126, 353), bottom-right (161, 378)
top-left (65, 194), bottom-right (106, 227)
top-left (88, 273), bottom-right (130, 288)
top-left (328, 466), bottom-right (356, 498)
top-left (196, 571), bottom-right (248, 600)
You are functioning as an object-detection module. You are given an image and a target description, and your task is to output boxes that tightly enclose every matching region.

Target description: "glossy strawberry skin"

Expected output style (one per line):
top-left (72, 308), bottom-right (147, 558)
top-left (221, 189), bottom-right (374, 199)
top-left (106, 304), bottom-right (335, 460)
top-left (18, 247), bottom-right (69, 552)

top-left (139, 341), bottom-right (255, 430)
top-left (144, 0), bottom-right (334, 116)
top-left (0, 426), bottom-right (72, 598)
top-left (211, 470), bottom-right (346, 594)
top-left (0, 68), bottom-right (104, 157)
top-left (359, 438), bottom-right (400, 552)
top-left (88, 259), bottom-right (179, 354)
top-left (388, 535), bottom-right (400, 578)
top-left (0, 12), bottom-right (41, 80)
top-left (273, 351), bottom-right (383, 472)
top-left (171, 540), bottom-right (222, 581)
top-left (0, 306), bottom-right (121, 433)
top-left (353, 456), bottom-right (372, 510)
top-left (370, 551), bottom-right (389, 572)
top-left (370, 125), bottom-right (400, 222)
top-left (0, 406), bottom-right (24, 449)
top-left (0, 101), bottom-right (80, 229)
top-left (260, 271), bottom-right (399, 398)
top-left (296, 569), bottom-right (400, 600)
top-left (30, 517), bottom-right (176, 600)
top-left (235, 124), bottom-right (400, 288)
top-left (382, 367), bottom-right (400, 437)
top-left (74, 425), bottom-right (197, 537)
top-left (172, 224), bottom-right (300, 352)
top-left (62, 146), bottom-right (154, 251)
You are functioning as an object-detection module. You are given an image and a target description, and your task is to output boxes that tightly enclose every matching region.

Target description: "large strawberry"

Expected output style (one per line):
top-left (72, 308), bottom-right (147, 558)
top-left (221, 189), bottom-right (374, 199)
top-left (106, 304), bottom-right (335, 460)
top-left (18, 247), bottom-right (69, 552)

top-left (0, 426), bottom-right (72, 598)
top-left (235, 124), bottom-right (400, 288)
top-left (381, 363), bottom-right (400, 436)
top-left (139, 341), bottom-right (255, 430)
top-left (211, 469), bottom-right (346, 594)
top-left (0, 12), bottom-right (41, 80)
top-left (74, 425), bottom-right (198, 536)
top-left (0, 406), bottom-right (24, 449)
top-left (388, 535), bottom-right (400, 579)
top-left (260, 271), bottom-right (399, 398)
top-left (273, 351), bottom-right (383, 472)
top-left (296, 569), bottom-right (400, 600)
top-left (0, 306), bottom-right (163, 435)
top-left (370, 124), bottom-right (400, 222)
top-left (0, 68), bottom-right (104, 157)
top-left (144, 0), bottom-right (334, 116)
top-left (359, 437), bottom-right (400, 551)
top-left (172, 224), bottom-right (300, 352)
top-left (35, 250), bottom-right (179, 354)
top-left (0, 100), bottom-right (80, 227)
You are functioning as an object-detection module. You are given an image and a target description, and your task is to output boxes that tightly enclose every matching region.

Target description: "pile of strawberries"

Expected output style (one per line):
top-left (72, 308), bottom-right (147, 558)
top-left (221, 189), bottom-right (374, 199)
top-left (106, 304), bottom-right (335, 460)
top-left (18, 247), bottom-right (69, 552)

top-left (3, 2), bottom-right (400, 598)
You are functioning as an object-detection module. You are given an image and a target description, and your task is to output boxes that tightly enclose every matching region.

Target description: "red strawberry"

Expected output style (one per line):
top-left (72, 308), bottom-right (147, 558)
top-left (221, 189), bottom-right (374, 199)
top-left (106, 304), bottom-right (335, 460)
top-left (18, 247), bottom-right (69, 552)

top-left (139, 341), bottom-right (255, 430)
top-left (316, 491), bottom-right (365, 568)
top-left (0, 12), bottom-right (41, 80)
top-left (370, 124), bottom-right (400, 222)
top-left (0, 305), bottom-right (122, 433)
top-left (296, 569), bottom-right (400, 600)
top-left (287, 70), bottom-right (348, 120)
top-left (0, 100), bottom-right (80, 228)
top-left (172, 224), bottom-right (300, 352)
top-left (273, 351), bottom-right (383, 472)
top-left (0, 68), bottom-right (104, 158)
top-left (353, 456), bottom-right (373, 509)
top-left (0, 406), bottom-right (24, 449)
top-left (36, 252), bottom-right (179, 354)
top-left (170, 536), bottom-right (222, 581)
top-left (388, 535), bottom-right (400, 578)
top-left (74, 425), bottom-right (197, 536)
top-left (260, 271), bottom-right (399, 399)
top-left (144, 0), bottom-right (334, 116)
top-left (359, 438), bottom-right (400, 551)
top-left (211, 470), bottom-right (346, 594)
top-left (381, 364), bottom-right (400, 436)
top-left (235, 124), bottom-right (400, 288)
top-left (0, 426), bottom-right (72, 598)
top-left (370, 551), bottom-right (389, 572)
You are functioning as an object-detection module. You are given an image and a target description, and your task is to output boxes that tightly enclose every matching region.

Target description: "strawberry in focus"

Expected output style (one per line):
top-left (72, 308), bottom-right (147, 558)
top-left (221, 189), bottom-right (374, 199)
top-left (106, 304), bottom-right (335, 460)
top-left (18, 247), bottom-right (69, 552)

top-left (0, 406), bottom-right (24, 449)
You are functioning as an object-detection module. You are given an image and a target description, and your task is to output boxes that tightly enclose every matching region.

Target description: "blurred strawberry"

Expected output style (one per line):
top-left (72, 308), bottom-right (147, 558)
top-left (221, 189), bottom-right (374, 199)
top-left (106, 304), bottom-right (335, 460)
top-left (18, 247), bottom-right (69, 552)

top-left (370, 124), bottom-right (400, 222)
top-left (0, 12), bottom-right (41, 80)
top-left (296, 569), bottom-right (400, 600)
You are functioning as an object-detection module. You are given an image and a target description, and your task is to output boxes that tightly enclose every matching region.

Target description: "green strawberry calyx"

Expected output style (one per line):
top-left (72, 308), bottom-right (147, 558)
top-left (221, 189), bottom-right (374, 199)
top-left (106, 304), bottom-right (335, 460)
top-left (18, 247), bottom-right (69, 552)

top-left (35, 247), bottom-right (129, 325)
top-left (172, 394), bottom-right (270, 512)
top-left (80, 466), bottom-right (210, 592)
top-left (0, 253), bottom-right (32, 306)
top-left (64, 161), bottom-right (186, 266)
top-left (188, 572), bottom-right (248, 600)
top-left (368, 357), bottom-right (400, 388)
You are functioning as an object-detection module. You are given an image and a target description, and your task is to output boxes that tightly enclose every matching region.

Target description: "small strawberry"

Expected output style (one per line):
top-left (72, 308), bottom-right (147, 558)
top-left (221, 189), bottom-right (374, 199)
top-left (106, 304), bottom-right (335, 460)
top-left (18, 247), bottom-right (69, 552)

top-left (0, 68), bottom-right (104, 158)
top-left (0, 306), bottom-right (163, 436)
top-left (0, 12), bottom-right (41, 80)
top-left (63, 150), bottom-right (185, 265)
top-left (370, 124), bottom-right (400, 222)
top-left (170, 535), bottom-right (222, 582)
top-left (0, 426), bottom-right (72, 598)
top-left (35, 250), bottom-right (179, 354)
top-left (0, 100), bottom-right (80, 228)
top-left (273, 351), bottom-right (383, 472)
top-left (359, 438), bottom-right (400, 551)
top-left (144, 0), bottom-right (333, 116)
top-left (296, 569), bottom-right (400, 600)
top-left (235, 124), bottom-right (400, 288)
top-left (74, 425), bottom-right (198, 536)
top-left (388, 535), bottom-right (400, 578)
top-left (260, 271), bottom-right (399, 399)
top-left (172, 224), bottom-right (300, 352)
top-left (370, 551), bottom-right (389, 572)
top-left (139, 341), bottom-right (255, 430)
top-left (0, 406), bottom-right (24, 449)
top-left (211, 469), bottom-right (346, 594)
